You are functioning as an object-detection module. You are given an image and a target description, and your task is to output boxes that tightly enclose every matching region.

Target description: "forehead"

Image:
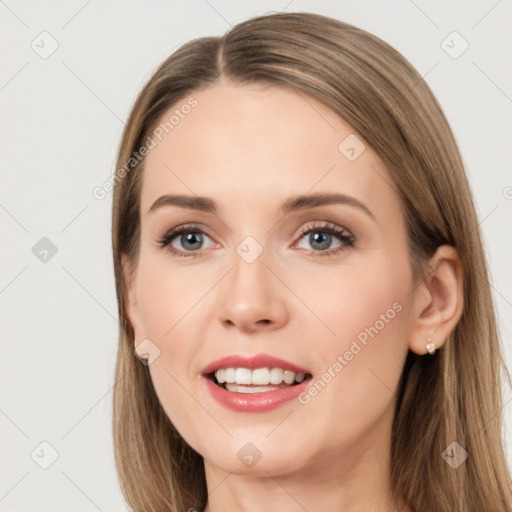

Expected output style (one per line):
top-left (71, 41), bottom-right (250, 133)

top-left (140, 82), bottom-right (399, 218)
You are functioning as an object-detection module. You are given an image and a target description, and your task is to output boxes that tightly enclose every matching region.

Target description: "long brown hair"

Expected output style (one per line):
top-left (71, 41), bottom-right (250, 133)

top-left (111, 12), bottom-right (512, 511)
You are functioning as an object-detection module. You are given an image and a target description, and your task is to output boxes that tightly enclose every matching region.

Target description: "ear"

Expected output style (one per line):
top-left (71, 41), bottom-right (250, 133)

top-left (121, 255), bottom-right (145, 351)
top-left (409, 245), bottom-right (464, 355)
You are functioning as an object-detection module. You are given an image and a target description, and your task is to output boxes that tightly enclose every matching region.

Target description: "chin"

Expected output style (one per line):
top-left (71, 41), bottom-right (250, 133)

top-left (200, 438), bottom-right (312, 478)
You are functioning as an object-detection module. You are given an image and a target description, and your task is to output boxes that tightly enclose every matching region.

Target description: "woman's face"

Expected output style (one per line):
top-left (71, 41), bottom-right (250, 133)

top-left (125, 81), bottom-right (416, 477)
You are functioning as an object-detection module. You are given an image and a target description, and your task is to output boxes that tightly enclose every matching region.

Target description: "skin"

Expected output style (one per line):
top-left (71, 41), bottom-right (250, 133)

top-left (123, 80), bottom-right (463, 512)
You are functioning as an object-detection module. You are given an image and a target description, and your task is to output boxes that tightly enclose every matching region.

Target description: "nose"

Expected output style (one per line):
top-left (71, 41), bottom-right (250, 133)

top-left (217, 250), bottom-right (289, 333)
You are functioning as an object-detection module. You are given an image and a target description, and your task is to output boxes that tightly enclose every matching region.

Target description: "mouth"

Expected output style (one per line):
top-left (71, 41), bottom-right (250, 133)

top-left (201, 354), bottom-right (313, 395)
top-left (201, 354), bottom-right (313, 412)
top-left (208, 367), bottom-right (312, 393)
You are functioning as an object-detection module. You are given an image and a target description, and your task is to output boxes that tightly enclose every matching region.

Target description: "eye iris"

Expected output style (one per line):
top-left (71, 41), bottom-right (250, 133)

top-left (181, 232), bottom-right (203, 250)
top-left (309, 232), bottom-right (331, 250)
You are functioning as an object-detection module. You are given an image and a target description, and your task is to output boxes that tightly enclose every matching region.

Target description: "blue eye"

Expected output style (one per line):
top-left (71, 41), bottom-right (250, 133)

top-left (300, 231), bottom-right (339, 251)
top-left (174, 232), bottom-right (206, 251)
top-left (295, 224), bottom-right (355, 256)
top-left (157, 222), bottom-right (355, 259)
top-left (157, 224), bottom-right (215, 257)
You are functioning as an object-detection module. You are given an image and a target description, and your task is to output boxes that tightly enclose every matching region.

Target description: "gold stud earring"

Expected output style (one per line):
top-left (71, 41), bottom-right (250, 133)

top-left (426, 338), bottom-right (436, 355)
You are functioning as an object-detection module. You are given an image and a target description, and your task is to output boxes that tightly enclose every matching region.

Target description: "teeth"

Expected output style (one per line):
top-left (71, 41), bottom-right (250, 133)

top-left (225, 368), bottom-right (236, 384)
top-left (252, 368), bottom-right (270, 385)
top-left (223, 384), bottom-right (282, 394)
top-left (235, 368), bottom-right (252, 385)
top-left (269, 367), bottom-right (284, 385)
top-left (214, 367), bottom-right (307, 386)
top-left (295, 372), bottom-right (305, 383)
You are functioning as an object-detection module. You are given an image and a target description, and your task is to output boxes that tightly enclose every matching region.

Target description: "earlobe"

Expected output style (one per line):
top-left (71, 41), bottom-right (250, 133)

top-left (409, 245), bottom-right (464, 355)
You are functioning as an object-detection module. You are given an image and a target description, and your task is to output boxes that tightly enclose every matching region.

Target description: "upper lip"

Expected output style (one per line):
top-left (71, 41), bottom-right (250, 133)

top-left (201, 354), bottom-right (311, 376)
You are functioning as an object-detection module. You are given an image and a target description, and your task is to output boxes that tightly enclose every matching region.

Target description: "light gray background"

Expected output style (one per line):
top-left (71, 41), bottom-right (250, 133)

top-left (1, 1), bottom-right (511, 510)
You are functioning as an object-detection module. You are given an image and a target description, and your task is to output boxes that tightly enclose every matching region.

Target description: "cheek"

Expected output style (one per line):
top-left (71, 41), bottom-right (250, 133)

top-left (136, 258), bottom-right (206, 342)
top-left (289, 251), bottom-right (410, 346)
top-left (135, 262), bottom-right (212, 436)
top-left (289, 256), bottom-right (412, 436)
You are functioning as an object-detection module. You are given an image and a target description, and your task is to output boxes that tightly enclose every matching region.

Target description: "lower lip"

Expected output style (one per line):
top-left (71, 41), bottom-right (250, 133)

top-left (203, 376), bottom-right (310, 413)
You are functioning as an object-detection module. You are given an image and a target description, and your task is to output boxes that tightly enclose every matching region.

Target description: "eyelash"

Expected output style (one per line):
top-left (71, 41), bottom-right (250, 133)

top-left (156, 222), bottom-right (356, 259)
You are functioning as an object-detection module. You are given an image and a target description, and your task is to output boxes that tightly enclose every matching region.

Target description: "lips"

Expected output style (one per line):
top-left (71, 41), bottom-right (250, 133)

top-left (201, 354), bottom-right (312, 413)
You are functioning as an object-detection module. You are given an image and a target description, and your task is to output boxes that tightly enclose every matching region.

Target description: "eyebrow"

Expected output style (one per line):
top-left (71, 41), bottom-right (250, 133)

top-left (148, 194), bottom-right (216, 214)
top-left (148, 192), bottom-right (375, 219)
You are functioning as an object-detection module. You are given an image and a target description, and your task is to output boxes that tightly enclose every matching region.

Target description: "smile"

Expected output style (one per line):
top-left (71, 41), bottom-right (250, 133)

top-left (214, 367), bottom-right (307, 392)
top-left (202, 354), bottom-right (312, 412)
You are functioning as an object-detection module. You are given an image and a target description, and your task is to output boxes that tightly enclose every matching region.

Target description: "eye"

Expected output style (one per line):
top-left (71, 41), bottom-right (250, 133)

top-left (294, 222), bottom-right (355, 256)
top-left (157, 224), bottom-right (216, 257)
top-left (157, 222), bottom-right (355, 258)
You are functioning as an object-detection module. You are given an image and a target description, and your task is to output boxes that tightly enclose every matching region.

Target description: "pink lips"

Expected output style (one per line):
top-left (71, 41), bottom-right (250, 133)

top-left (201, 353), bottom-right (312, 413)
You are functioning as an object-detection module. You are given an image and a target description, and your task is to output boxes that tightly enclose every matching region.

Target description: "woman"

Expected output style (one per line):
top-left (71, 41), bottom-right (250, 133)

top-left (111, 12), bottom-right (512, 511)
